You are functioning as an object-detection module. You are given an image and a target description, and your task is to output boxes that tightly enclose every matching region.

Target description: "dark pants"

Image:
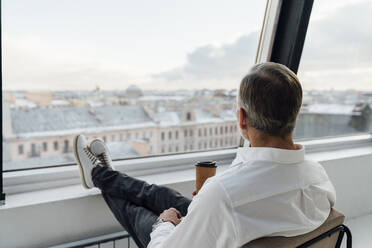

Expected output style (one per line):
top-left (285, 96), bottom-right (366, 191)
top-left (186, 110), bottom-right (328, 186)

top-left (92, 165), bottom-right (192, 248)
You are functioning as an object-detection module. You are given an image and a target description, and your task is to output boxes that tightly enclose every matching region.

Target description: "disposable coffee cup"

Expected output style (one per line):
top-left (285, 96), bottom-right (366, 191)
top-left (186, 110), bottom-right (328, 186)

top-left (195, 161), bottom-right (217, 195)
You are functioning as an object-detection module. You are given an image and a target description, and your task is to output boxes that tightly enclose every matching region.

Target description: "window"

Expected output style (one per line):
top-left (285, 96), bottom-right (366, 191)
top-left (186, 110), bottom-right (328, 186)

top-left (168, 131), bottom-right (172, 140)
top-left (63, 140), bottom-right (69, 153)
top-left (161, 132), bottom-right (165, 141)
top-left (54, 141), bottom-right (58, 151)
top-left (186, 112), bottom-right (192, 121)
top-left (18, 145), bottom-right (24, 155)
top-left (295, 1), bottom-right (372, 140)
top-left (2, 0), bottom-right (266, 170)
top-left (43, 142), bottom-right (48, 152)
top-left (30, 143), bottom-right (37, 157)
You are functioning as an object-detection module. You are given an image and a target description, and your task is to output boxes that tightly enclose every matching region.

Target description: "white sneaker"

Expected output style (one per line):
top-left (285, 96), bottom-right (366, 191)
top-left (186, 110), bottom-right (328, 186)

top-left (88, 138), bottom-right (115, 170)
top-left (73, 135), bottom-right (101, 189)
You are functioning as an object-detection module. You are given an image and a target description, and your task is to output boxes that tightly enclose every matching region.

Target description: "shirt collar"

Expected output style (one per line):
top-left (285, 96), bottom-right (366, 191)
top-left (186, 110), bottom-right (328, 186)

top-left (232, 144), bottom-right (305, 166)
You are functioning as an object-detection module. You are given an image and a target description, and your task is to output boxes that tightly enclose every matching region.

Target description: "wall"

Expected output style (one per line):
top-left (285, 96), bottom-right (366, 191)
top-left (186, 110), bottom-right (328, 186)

top-left (0, 152), bottom-right (371, 248)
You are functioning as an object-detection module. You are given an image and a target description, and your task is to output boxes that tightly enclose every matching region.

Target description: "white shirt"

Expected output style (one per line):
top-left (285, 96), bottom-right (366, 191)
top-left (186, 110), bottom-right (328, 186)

top-left (148, 145), bottom-right (336, 248)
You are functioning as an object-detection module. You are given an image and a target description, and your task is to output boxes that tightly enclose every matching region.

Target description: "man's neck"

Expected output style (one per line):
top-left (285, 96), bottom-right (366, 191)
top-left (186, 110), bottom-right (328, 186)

top-left (247, 129), bottom-right (299, 150)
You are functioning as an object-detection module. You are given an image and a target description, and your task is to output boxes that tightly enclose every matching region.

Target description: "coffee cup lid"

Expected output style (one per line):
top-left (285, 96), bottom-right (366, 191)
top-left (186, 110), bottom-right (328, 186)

top-left (195, 161), bottom-right (217, 168)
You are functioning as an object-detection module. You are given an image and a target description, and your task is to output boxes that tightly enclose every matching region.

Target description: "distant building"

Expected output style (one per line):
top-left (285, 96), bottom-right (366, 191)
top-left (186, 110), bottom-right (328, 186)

top-left (126, 85), bottom-right (143, 99)
top-left (4, 88), bottom-right (371, 170)
top-left (3, 102), bottom-right (239, 170)
top-left (295, 103), bottom-right (372, 139)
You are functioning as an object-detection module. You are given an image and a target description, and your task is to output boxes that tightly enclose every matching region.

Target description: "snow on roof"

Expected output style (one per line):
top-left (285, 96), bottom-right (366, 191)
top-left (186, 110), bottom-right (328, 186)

top-left (11, 122), bottom-right (156, 139)
top-left (10, 105), bottom-right (153, 135)
top-left (9, 102), bottom-right (239, 138)
top-left (139, 95), bottom-right (187, 102)
top-left (13, 98), bottom-right (37, 108)
top-left (153, 108), bottom-right (236, 127)
top-left (220, 109), bottom-right (237, 121)
top-left (305, 104), bottom-right (358, 115)
top-left (51, 100), bottom-right (70, 106)
top-left (154, 111), bottom-right (180, 126)
top-left (193, 108), bottom-right (220, 122)
top-left (87, 101), bottom-right (104, 107)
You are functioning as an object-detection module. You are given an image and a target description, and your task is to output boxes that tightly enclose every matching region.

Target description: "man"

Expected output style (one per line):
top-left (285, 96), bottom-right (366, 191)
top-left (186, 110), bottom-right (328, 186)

top-left (73, 62), bottom-right (336, 248)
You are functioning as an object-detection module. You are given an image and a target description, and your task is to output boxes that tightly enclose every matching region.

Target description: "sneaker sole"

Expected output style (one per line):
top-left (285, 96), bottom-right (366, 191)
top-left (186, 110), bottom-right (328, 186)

top-left (73, 135), bottom-right (90, 189)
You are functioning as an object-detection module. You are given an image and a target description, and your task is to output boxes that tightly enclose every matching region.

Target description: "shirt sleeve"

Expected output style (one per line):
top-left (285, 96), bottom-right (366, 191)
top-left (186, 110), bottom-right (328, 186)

top-left (147, 179), bottom-right (238, 248)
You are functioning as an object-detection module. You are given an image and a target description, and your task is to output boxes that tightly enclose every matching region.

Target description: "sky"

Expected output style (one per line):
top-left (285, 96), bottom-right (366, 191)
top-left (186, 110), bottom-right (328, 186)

top-left (2, 0), bottom-right (372, 91)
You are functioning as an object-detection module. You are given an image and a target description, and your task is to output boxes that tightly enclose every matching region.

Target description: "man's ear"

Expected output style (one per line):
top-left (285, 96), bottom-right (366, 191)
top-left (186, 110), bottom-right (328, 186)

top-left (238, 108), bottom-right (248, 131)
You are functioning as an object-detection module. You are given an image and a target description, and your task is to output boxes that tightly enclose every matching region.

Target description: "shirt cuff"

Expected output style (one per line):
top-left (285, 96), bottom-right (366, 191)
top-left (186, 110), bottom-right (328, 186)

top-left (152, 220), bottom-right (175, 232)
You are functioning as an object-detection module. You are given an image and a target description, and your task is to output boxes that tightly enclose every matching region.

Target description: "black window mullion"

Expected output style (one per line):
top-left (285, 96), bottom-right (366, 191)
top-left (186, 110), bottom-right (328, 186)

top-left (270, 0), bottom-right (314, 74)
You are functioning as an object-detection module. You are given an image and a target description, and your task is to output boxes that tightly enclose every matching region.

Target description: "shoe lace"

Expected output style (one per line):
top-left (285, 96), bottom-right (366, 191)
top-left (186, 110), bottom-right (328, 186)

top-left (83, 147), bottom-right (98, 164)
top-left (98, 152), bottom-right (111, 166)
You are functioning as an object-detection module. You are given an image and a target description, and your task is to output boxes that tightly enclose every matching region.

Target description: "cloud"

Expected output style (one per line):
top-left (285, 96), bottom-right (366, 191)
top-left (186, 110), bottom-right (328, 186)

top-left (298, 1), bottom-right (372, 90)
top-left (4, 1), bottom-right (372, 91)
top-left (301, 1), bottom-right (372, 68)
top-left (153, 1), bottom-right (372, 90)
top-left (3, 36), bottom-right (139, 91)
top-left (152, 32), bottom-right (260, 89)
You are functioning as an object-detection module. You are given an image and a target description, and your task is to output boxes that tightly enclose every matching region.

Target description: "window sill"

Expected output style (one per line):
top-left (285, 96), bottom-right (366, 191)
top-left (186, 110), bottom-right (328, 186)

top-left (2, 134), bottom-right (372, 211)
top-left (1, 152), bottom-right (234, 210)
top-left (3, 148), bottom-right (236, 195)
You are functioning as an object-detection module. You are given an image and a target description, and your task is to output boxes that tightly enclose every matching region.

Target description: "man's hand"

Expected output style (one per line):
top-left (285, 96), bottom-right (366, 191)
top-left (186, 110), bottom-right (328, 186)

top-left (158, 208), bottom-right (182, 226)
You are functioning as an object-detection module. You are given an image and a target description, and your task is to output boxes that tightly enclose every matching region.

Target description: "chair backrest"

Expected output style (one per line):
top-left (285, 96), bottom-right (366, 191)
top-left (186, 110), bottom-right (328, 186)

top-left (243, 208), bottom-right (345, 248)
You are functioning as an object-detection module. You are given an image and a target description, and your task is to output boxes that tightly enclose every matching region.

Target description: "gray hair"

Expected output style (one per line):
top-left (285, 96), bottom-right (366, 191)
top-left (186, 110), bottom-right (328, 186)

top-left (238, 62), bottom-right (302, 137)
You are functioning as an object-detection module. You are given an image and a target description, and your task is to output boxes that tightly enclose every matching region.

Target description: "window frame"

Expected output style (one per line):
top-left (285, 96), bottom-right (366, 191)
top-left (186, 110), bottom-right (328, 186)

top-left (1, 0), bottom-right (4, 204)
top-left (2, 0), bottom-right (371, 203)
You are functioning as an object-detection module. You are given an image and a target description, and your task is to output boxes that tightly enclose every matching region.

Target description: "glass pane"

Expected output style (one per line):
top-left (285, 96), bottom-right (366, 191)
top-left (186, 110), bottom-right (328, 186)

top-left (2, 0), bottom-right (266, 170)
top-left (295, 0), bottom-right (372, 140)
